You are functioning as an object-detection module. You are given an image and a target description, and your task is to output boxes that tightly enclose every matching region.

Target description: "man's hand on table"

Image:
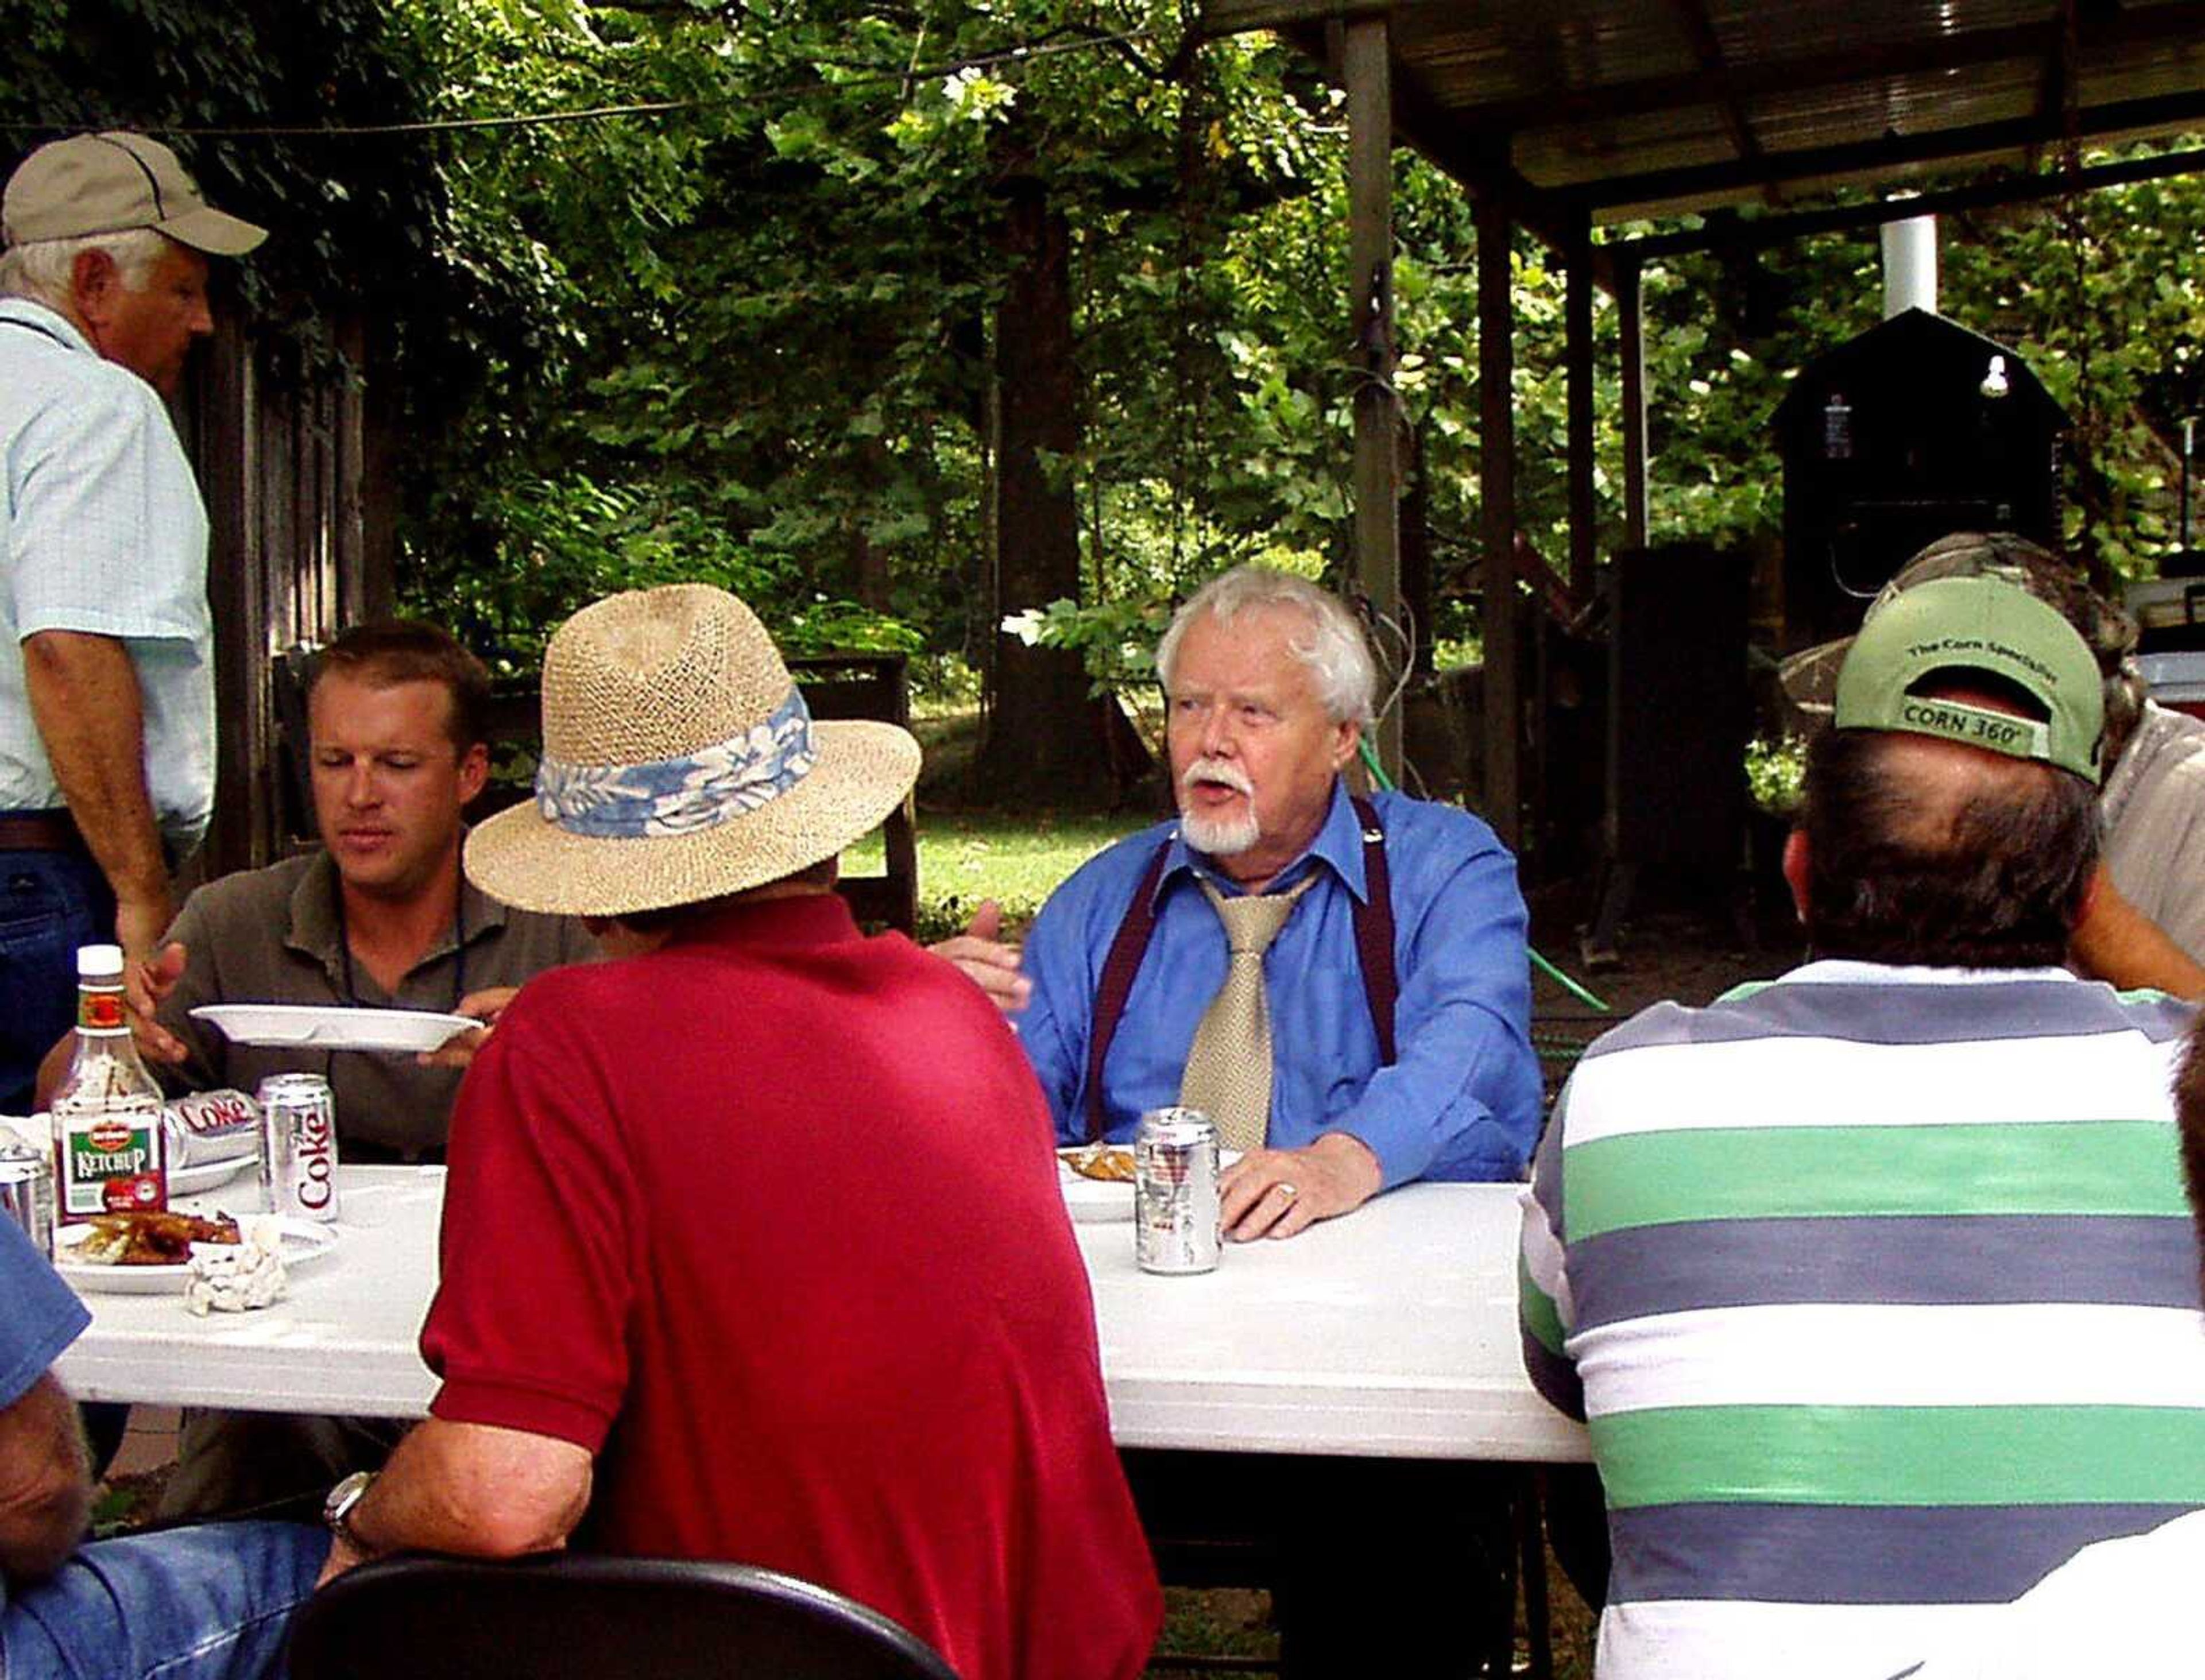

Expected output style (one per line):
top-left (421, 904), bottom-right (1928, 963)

top-left (928, 899), bottom-right (1031, 1013)
top-left (417, 986), bottom-right (521, 1070)
top-left (1219, 1132), bottom-right (1383, 1241)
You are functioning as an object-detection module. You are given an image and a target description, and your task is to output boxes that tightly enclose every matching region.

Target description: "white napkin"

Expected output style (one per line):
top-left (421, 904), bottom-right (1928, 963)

top-left (184, 1217), bottom-right (288, 1315)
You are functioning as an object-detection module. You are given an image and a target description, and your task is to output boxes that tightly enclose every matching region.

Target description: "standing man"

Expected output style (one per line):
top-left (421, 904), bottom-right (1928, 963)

top-left (937, 564), bottom-right (1541, 1241)
top-left (0, 130), bottom-right (265, 1113)
top-left (1526, 574), bottom-right (2205, 1678)
top-left (318, 584), bottom-right (1162, 1680)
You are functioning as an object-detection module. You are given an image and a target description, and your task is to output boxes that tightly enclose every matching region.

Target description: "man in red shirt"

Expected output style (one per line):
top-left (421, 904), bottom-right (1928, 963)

top-left (313, 584), bottom-right (1162, 1680)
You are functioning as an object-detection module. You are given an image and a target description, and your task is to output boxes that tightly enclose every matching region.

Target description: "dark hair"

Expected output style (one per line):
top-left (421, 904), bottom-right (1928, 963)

top-left (2175, 1014), bottom-right (2205, 1301)
top-left (610, 856), bottom-right (841, 935)
top-left (308, 621), bottom-right (493, 752)
top-left (1797, 725), bottom-right (2099, 967)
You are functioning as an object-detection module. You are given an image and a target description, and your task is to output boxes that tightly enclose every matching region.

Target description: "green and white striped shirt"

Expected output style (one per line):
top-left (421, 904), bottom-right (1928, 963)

top-left (1519, 961), bottom-right (2203, 1679)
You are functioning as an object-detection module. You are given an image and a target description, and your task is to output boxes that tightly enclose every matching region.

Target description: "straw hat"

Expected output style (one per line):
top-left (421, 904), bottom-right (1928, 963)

top-left (464, 584), bottom-right (920, 917)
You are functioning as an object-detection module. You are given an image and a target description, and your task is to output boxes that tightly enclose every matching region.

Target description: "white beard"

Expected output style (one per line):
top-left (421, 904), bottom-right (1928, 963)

top-left (1181, 807), bottom-right (1261, 857)
top-left (1179, 757), bottom-right (1260, 857)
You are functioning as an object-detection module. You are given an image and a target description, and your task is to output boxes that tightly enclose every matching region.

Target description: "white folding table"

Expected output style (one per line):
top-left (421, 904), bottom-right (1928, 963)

top-left (54, 1166), bottom-right (1590, 1464)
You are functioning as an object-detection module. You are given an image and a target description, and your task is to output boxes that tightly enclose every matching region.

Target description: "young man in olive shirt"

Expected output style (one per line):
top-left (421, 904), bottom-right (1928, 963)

top-left (41, 622), bottom-right (592, 1522)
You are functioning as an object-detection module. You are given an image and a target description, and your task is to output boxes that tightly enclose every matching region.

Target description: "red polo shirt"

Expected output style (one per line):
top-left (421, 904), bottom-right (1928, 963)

top-left (423, 893), bottom-right (1159, 1680)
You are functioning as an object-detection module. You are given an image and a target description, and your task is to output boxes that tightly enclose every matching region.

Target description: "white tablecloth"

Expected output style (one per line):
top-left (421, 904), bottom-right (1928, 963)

top-left (52, 1166), bottom-right (1591, 1463)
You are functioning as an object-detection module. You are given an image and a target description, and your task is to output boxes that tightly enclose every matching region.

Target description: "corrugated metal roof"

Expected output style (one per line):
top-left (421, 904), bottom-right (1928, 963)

top-left (1201, 0), bottom-right (2205, 222)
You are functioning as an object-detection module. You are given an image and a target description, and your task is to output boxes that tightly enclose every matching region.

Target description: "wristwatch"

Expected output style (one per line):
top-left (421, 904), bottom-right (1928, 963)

top-left (323, 1469), bottom-right (377, 1549)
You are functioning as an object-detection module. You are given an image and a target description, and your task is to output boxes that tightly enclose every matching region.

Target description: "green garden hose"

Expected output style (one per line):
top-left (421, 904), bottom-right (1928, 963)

top-left (1357, 736), bottom-right (1610, 1014)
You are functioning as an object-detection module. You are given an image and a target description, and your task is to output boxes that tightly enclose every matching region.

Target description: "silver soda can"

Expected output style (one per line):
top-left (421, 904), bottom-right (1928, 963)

top-left (0, 1138), bottom-right (53, 1261)
top-left (164, 1088), bottom-right (261, 1171)
top-left (1134, 1105), bottom-right (1221, 1275)
top-left (257, 1073), bottom-right (340, 1223)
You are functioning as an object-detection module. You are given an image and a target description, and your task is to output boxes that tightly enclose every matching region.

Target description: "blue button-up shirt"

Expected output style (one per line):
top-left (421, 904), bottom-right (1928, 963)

top-left (1013, 784), bottom-right (1541, 1186)
top-left (0, 1207), bottom-right (87, 1414)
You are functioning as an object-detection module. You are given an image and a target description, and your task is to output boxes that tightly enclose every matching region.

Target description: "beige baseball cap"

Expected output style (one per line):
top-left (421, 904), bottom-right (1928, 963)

top-left (3, 131), bottom-right (266, 256)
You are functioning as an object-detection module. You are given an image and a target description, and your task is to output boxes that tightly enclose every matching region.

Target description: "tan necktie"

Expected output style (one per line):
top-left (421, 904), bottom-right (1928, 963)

top-left (1178, 875), bottom-right (1317, 1151)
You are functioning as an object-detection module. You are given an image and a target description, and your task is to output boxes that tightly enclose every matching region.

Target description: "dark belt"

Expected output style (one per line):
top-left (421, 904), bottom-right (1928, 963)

top-left (0, 810), bottom-right (87, 853)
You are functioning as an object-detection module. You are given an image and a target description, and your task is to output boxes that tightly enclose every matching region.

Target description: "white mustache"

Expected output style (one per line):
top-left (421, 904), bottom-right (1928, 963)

top-left (1181, 757), bottom-right (1253, 797)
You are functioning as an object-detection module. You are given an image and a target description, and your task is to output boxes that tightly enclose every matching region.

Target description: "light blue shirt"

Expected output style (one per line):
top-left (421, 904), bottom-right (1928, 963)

top-left (1013, 784), bottom-right (1542, 1186)
top-left (0, 297), bottom-right (214, 851)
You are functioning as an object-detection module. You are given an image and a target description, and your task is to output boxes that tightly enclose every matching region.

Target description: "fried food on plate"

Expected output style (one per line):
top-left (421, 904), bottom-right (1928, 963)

top-left (1059, 1144), bottom-right (1138, 1183)
top-left (75, 1210), bottom-right (241, 1266)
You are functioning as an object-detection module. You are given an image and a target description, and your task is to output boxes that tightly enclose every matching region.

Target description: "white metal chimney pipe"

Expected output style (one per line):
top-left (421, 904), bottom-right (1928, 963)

top-left (1882, 212), bottom-right (1938, 318)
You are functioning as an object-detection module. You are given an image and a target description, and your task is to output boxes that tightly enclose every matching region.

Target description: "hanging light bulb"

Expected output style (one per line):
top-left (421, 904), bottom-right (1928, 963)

top-left (1980, 354), bottom-right (2010, 400)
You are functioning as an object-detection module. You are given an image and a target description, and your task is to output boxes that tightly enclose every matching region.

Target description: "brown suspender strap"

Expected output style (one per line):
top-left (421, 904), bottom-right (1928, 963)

top-left (1347, 794), bottom-right (1399, 1066)
top-left (1082, 839), bottom-right (1175, 1142)
top-left (1082, 799), bottom-right (1399, 1140)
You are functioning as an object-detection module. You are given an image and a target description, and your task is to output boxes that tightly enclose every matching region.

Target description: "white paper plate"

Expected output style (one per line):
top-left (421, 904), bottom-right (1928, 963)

top-left (190, 1003), bottom-right (474, 1053)
top-left (1058, 1145), bottom-right (1240, 1222)
top-left (169, 1154), bottom-right (255, 1196)
top-left (1058, 1146), bottom-right (1136, 1221)
top-left (53, 1216), bottom-right (336, 1295)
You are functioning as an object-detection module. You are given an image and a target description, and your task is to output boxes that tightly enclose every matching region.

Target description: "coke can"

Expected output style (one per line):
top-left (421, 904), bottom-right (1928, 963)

top-left (0, 1139), bottom-right (53, 1261)
top-left (257, 1073), bottom-right (340, 1224)
top-left (1134, 1105), bottom-right (1221, 1275)
top-left (164, 1088), bottom-right (260, 1171)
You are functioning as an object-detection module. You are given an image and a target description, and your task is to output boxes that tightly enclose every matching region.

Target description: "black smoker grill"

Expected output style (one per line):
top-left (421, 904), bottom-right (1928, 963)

top-left (1774, 307), bottom-right (2068, 649)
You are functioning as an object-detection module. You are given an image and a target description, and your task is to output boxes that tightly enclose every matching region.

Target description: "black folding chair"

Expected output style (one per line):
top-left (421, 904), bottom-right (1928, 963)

top-left (286, 1553), bottom-right (960, 1680)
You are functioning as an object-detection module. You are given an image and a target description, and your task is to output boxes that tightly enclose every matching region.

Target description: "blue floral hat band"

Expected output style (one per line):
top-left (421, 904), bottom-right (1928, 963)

top-left (463, 583), bottom-right (920, 918)
top-left (535, 686), bottom-right (819, 839)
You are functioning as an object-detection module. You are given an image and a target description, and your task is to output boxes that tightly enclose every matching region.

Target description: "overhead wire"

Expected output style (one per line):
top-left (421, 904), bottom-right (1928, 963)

top-left (0, 28), bottom-right (1163, 140)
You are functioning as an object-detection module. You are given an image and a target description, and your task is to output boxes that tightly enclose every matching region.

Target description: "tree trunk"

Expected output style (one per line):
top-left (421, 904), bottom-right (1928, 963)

top-left (849, 439), bottom-right (891, 610)
top-left (973, 176), bottom-right (1123, 803)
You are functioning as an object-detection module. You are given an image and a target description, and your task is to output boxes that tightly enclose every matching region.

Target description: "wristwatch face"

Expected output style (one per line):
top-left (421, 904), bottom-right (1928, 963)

top-left (324, 1469), bottom-right (374, 1534)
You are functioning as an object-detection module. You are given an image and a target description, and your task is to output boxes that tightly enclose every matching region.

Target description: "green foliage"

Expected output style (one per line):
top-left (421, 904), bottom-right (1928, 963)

top-left (425, 469), bottom-right (920, 671)
top-left (18, 3), bottom-right (2205, 691)
top-left (1745, 734), bottom-right (1807, 817)
top-left (1002, 594), bottom-right (1173, 693)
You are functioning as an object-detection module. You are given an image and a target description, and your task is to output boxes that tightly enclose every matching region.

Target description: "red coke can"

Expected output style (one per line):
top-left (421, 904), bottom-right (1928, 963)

top-left (256, 1073), bottom-right (340, 1223)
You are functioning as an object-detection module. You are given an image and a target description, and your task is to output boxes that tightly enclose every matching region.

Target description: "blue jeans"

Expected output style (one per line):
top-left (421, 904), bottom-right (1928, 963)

top-left (0, 845), bottom-right (111, 1116)
top-left (1, 1522), bottom-right (327, 1680)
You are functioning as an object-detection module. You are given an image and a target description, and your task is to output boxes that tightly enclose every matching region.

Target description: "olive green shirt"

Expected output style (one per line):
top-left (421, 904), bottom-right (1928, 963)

top-left (154, 849), bottom-right (597, 1159)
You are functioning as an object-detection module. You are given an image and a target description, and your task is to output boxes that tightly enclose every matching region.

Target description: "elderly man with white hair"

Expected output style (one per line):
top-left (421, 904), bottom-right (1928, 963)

top-left (0, 131), bottom-right (265, 1114)
top-left (940, 563), bottom-right (1541, 1240)
top-left (937, 564), bottom-right (1540, 1678)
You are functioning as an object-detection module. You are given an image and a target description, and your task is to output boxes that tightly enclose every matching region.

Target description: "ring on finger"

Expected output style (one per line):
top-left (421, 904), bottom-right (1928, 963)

top-left (1275, 1182), bottom-right (1298, 1200)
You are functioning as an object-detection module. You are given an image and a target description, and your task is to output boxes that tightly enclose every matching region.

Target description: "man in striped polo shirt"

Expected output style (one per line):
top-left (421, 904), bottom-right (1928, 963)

top-left (1520, 573), bottom-right (2204, 1678)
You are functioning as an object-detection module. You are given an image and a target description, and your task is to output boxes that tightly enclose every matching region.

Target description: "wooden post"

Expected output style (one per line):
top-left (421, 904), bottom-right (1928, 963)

top-left (341, 316), bottom-right (398, 622)
top-left (1344, 16), bottom-right (1402, 781)
top-left (1565, 210), bottom-right (1596, 597)
top-left (194, 312), bottom-right (268, 878)
top-left (1619, 256), bottom-right (1650, 551)
top-left (1477, 190), bottom-right (1520, 850)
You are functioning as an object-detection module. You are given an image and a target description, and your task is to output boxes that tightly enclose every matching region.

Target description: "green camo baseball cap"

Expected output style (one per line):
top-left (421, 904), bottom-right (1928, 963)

top-left (1832, 574), bottom-right (2105, 784)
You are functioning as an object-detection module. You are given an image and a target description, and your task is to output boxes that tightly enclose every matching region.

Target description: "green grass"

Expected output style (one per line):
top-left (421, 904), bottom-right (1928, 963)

top-left (846, 807), bottom-right (1153, 942)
